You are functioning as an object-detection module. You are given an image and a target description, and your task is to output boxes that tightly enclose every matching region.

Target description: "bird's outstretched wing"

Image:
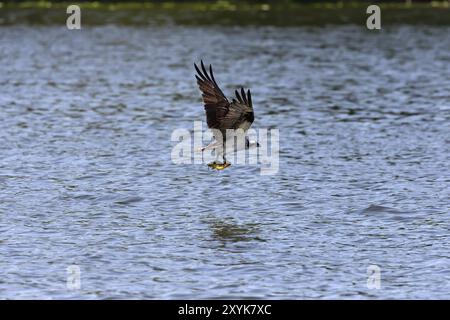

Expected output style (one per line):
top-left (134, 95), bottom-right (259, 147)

top-left (228, 88), bottom-right (254, 132)
top-left (194, 60), bottom-right (230, 129)
top-left (195, 61), bottom-right (254, 131)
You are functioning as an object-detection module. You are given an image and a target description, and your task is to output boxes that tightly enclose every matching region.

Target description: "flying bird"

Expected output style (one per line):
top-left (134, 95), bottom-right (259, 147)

top-left (194, 60), bottom-right (259, 170)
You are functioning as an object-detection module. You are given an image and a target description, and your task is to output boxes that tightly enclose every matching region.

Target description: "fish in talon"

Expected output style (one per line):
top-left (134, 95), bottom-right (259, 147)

top-left (208, 162), bottom-right (231, 170)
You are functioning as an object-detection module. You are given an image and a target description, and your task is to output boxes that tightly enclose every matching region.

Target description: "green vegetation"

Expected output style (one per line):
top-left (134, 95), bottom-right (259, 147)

top-left (0, 1), bottom-right (449, 25)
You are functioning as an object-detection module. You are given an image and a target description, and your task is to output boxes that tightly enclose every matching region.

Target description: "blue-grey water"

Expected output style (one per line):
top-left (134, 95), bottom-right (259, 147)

top-left (0, 25), bottom-right (449, 299)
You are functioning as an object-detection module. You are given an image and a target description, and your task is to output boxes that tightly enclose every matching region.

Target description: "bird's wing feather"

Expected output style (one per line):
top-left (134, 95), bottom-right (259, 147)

top-left (221, 100), bottom-right (252, 130)
top-left (229, 88), bottom-right (254, 131)
top-left (195, 61), bottom-right (230, 129)
top-left (195, 61), bottom-right (255, 132)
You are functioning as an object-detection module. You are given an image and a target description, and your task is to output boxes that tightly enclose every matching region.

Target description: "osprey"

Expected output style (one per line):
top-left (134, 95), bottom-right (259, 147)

top-left (195, 60), bottom-right (259, 170)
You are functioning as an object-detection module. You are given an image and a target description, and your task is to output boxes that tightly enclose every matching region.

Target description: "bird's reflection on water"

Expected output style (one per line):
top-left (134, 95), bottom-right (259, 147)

top-left (206, 218), bottom-right (265, 245)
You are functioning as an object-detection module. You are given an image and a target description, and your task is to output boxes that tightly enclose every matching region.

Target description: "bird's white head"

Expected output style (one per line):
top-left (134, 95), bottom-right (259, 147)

top-left (247, 140), bottom-right (260, 149)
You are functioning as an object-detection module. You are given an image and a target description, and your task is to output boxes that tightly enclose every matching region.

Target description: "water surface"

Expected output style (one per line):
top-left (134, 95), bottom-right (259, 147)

top-left (0, 25), bottom-right (449, 299)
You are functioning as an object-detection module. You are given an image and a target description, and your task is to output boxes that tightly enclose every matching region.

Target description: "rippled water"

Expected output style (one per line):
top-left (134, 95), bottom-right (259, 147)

top-left (0, 25), bottom-right (449, 299)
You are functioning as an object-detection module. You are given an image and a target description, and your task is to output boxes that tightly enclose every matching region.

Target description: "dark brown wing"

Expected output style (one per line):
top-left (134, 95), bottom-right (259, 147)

top-left (194, 60), bottom-right (230, 129)
top-left (232, 87), bottom-right (254, 131)
top-left (195, 61), bottom-right (255, 132)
